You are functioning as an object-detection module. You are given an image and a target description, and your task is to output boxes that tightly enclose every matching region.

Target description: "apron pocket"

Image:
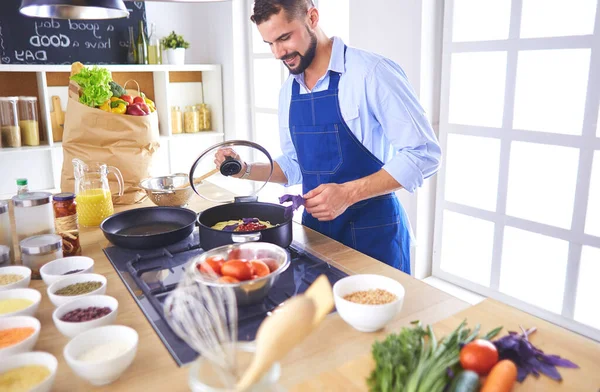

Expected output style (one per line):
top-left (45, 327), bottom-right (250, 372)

top-left (292, 124), bottom-right (343, 174)
top-left (351, 215), bottom-right (402, 268)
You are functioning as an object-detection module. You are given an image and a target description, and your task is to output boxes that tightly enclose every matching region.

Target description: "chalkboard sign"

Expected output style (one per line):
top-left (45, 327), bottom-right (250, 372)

top-left (0, 0), bottom-right (147, 64)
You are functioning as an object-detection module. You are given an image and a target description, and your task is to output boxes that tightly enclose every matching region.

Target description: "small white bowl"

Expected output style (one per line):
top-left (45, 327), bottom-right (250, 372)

top-left (0, 266), bottom-right (32, 291)
top-left (0, 288), bottom-right (42, 318)
top-left (40, 256), bottom-right (94, 286)
top-left (0, 316), bottom-right (41, 357)
top-left (64, 325), bottom-right (138, 386)
top-left (0, 351), bottom-right (58, 392)
top-left (333, 274), bottom-right (405, 332)
top-left (53, 295), bottom-right (118, 338)
top-left (47, 273), bottom-right (107, 308)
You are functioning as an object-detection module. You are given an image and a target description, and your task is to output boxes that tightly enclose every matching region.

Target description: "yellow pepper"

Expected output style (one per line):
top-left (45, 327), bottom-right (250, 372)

top-left (98, 100), bottom-right (111, 112)
top-left (141, 92), bottom-right (156, 113)
top-left (110, 96), bottom-right (121, 102)
top-left (110, 100), bottom-right (127, 114)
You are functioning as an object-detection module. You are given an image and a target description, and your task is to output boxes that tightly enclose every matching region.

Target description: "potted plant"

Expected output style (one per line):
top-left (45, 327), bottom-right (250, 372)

top-left (161, 31), bottom-right (190, 65)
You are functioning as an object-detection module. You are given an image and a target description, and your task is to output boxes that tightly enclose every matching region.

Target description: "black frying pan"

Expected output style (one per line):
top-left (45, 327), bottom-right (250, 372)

top-left (100, 207), bottom-right (197, 249)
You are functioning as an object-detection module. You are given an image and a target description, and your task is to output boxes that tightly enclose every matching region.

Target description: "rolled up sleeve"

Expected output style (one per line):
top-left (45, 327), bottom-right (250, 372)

top-left (274, 79), bottom-right (303, 187)
top-left (367, 59), bottom-right (441, 193)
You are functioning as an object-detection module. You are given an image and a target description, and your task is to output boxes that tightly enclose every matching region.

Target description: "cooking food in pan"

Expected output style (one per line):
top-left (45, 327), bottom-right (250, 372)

top-left (211, 217), bottom-right (276, 232)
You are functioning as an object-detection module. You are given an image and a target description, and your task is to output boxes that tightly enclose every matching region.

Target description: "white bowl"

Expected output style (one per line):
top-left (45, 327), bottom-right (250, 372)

top-left (47, 273), bottom-right (107, 308)
top-left (0, 316), bottom-right (41, 357)
top-left (333, 274), bottom-right (405, 332)
top-left (63, 325), bottom-right (138, 386)
top-left (53, 295), bottom-right (118, 338)
top-left (0, 266), bottom-right (31, 291)
top-left (0, 351), bottom-right (58, 392)
top-left (40, 256), bottom-right (94, 286)
top-left (0, 288), bottom-right (42, 318)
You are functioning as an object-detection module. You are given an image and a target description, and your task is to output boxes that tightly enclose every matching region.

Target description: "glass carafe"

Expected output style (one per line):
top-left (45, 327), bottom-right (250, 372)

top-left (72, 158), bottom-right (124, 227)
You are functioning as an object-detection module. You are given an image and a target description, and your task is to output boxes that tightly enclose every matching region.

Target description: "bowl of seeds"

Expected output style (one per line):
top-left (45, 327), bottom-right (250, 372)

top-left (40, 256), bottom-right (94, 287)
top-left (47, 273), bottom-right (107, 308)
top-left (0, 266), bottom-right (31, 292)
top-left (333, 274), bottom-right (405, 333)
top-left (52, 295), bottom-right (118, 338)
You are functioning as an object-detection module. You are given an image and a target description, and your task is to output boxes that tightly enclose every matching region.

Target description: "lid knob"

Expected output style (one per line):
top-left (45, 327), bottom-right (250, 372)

top-left (220, 156), bottom-right (243, 177)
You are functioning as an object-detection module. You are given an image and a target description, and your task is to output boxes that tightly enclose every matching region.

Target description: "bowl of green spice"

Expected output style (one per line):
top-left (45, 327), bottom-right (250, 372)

top-left (47, 274), bottom-right (107, 307)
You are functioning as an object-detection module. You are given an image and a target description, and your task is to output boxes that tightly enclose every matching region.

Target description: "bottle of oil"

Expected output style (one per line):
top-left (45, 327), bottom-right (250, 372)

top-left (148, 23), bottom-right (162, 65)
top-left (136, 20), bottom-right (148, 65)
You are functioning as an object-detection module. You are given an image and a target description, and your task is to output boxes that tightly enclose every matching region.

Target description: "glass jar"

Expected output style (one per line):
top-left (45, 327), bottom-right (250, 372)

top-left (171, 106), bottom-right (183, 134)
top-left (0, 96), bottom-right (22, 148)
top-left (20, 234), bottom-right (63, 279)
top-left (17, 96), bottom-right (40, 146)
top-left (0, 245), bottom-right (9, 267)
top-left (184, 105), bottom-right (200, 133)
top-left (197, 103), bottom-right (212, 131)
top-left (0, 200), bottom-right (14, 264)
top-left (53, 193), bottom-right (82, 257)
top-left (12, 192), bottom-right (55, 243)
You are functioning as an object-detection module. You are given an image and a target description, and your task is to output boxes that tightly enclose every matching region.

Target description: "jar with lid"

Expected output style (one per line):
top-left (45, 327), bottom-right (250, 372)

top-left (53, 192), bottom-right (82, 257)
top-left (17, 96), bottom-right (40, 146)
top-left (197, 103), bottom-right (212, 131)
top-left (20, 234), bottom-right (63, 279)
top-left (184, 105), bottom-right (200, 133)
top-left (0, 200), bottom-right (14, 264)
top-left (0, 97), bottom-right (22, 148)
top-left (12, 192), bottom-right (55, 244)
top-left (171, 106), bottom-right (183, 134)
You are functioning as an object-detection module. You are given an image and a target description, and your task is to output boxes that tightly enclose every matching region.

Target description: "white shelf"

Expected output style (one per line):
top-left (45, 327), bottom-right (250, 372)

top-left (0, 64), bottom-right (222, 72)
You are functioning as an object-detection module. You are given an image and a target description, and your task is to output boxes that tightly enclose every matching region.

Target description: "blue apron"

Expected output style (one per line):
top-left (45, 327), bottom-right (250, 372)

top-left (289, 54), bottom-right (412, 273)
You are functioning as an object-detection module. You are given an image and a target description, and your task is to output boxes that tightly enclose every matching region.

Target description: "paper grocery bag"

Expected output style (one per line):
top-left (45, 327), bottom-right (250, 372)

top-left (60, 81), bottom-right (161, 205)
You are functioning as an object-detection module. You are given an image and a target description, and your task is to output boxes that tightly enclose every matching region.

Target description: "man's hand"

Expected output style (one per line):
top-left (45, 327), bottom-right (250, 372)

top-left (214, 147), bottom-right (246, 178)
top-left (304, 183), bottom-right (356, 221)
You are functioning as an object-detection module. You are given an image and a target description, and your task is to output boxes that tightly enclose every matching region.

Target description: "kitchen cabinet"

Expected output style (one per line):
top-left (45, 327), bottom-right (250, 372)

top-left (0, 64), bottom-right (225, 197)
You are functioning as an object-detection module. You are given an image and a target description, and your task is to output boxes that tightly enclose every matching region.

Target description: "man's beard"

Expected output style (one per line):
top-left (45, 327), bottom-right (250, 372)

top-left (281, 28), bottom-right (317, 75)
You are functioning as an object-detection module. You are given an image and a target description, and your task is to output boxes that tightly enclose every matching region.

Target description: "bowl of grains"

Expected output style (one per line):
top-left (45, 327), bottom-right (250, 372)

top-left (0, 316), bottom-right (41, 357)
top-left (0, 288), bottom-right (42, 318)
top-left (0, 351), bottom-right (58, 392)
top-left (333, 274), bottom-right (405, 332)
top-left (0, 266), bottom-right (32, 291)
top-left (47, 273), bottom-right (107, 308)
top-left (40, 256), bottom-right (94, 287)
top-left (52, 295), bottom-right (118, 338)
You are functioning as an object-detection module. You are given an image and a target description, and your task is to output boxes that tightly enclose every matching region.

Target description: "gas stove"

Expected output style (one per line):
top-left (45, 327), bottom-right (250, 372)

top-left (103, 230), bottom-right (348, 367)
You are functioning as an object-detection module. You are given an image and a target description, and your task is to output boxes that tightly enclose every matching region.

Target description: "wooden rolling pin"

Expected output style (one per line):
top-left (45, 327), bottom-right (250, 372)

top-left (175, 168), bottom-right (219, 190)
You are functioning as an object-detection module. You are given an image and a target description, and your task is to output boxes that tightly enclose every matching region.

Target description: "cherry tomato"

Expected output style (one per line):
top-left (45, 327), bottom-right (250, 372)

top-left (221, 260), bottom-right (253, 281)
top-left (218, 276), bottom-right (240, 284)
top-left (260, 258), bottom-right (279, 273)
top-left (250, 260), bottom-right (270, 278)
top-left (227, 249), bottom-right (252, 261)
top-left (460, 339), bottom-right (499, 375)
top-left (198, 255), bottom-right (225, 276)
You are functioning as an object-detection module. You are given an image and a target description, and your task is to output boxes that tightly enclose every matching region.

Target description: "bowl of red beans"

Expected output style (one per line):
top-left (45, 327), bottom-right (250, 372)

top-left (52, 295), bottom-right (118, 338)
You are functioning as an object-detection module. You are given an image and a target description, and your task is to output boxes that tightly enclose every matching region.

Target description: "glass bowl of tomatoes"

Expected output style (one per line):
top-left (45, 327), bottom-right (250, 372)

top-left (190, 242), bottom-right (290, 306)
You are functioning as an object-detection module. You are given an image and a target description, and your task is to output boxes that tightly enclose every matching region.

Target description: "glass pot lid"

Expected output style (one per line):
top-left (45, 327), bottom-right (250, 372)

top-left (189, 140), bottom-right (274, 203)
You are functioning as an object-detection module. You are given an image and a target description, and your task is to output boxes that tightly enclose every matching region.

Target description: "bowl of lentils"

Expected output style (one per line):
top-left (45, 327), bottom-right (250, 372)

top-left (47, 273), bottom-right (107, 308)
top-left (0, 266), bottom-right (31, 292)
top-left (40, 257), bottom-right (94, 287)
top-left (52, 295), bottom-right (118, 338)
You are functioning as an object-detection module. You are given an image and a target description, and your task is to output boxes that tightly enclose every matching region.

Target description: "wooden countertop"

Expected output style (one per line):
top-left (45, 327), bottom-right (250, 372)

top-left (20, 193), bottom-right (470, 391)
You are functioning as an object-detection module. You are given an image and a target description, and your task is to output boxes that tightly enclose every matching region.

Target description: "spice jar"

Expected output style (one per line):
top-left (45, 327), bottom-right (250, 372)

top-left (0, 245), bottom-right (9, 267)
top-left (12, 192), bottom-right (55, 243)
top-left (53, 193), bottom-right (82, 257)
top-left (171, 106), bottom-right (183, 134)
top-left (17, 96), bottom-right (40, 146)
top-left (20, 234), bottom-right (63, 279)
top-left (184, 105), bottom-right (199, 133)
top-left (0, 97), bottom-right (22, 148)
top-left (0, 200), bottom-right (14, 264)
top-left (197, 103), bottom-right (212, 131)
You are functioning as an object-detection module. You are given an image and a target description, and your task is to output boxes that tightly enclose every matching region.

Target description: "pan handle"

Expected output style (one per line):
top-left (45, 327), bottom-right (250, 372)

top-left (231, 232), bottom-right (262, 243)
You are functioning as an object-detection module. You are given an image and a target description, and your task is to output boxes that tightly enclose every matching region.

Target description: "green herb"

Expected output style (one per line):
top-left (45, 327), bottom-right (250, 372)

top-left (160, 31), bottom-right (190, 49)
top-left (70, 65), bottom-right (113, 107)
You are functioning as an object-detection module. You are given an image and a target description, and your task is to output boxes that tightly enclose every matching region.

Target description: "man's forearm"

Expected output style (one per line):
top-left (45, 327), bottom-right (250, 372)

top-left (241, 161), bottom-right (289, 184)
top-left (346, 169), bottom-right (404, 204)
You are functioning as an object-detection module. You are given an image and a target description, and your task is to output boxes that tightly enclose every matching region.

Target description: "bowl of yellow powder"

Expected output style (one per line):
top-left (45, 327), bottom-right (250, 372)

top-left (0, 351), bottom-right (57, 392)
top-left (0, 266), bottom-right (31, 292)
top-left (0, 289), bottom-right (41, 318)
top-left (0, 316), bottom-right (41, 357)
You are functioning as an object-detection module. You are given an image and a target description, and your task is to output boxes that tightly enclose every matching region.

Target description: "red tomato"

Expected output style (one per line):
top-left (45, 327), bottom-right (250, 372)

top-left (250, 260), bottom-right (270, 278)
top-left (227, 249), bottom-right (252, 261)
top-left (218, 276), bottom-right (240, 284)
top-left (198, 256), bottom-right (224, 276)
top-left (260, 258), bottom-right (279, 273)
top-left (460, 339), bottom-right (499, 375)
top-left (221, 260), bottom-right (253, 281)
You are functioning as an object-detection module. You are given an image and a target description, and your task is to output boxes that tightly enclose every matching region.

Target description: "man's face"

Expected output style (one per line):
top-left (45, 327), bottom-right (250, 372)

top-left (257, 9), bottom-right (317, 75)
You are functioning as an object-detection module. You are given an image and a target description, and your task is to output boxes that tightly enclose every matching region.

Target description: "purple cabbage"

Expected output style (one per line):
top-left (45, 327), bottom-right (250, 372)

top-left (279, 194), bottom-right (305, 219)
top-left (222, 223), bottom-right (239, 232)
top-left (242, 217), bottom-right (259, 225)
top-left (493, 326), bottom-right (578, 382)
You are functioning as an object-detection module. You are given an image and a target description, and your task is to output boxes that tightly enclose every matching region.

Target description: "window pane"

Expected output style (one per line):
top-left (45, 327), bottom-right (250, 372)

top-left (251, 24), bottom-right (271, 54)
top-left (574, 246), bottom-right (600, 329)
top-left (513, 49), bottom-right (591, 135)
top-left (500, 227), bottom-right (569, 313)
top-left (440, 211), bottom-right (495, 287)
top-left (254, 112), bottom-right (282, 160)
top-left (506, 141), bottom-right (579, 229)
top-left (452, 0), bottom-right (511, 42)
top-left (520, 0), bottom-right (597, 38)
top-left (317, 0), bottom-right (350, 43)
top-left (445, 134), bottom-right (501, 211)
top-left (448, 52), bottom-right (507, 128)
top-left (585, 151), bottom-right (600, 237)
top-left (253, 59), bottom-right (283, 109)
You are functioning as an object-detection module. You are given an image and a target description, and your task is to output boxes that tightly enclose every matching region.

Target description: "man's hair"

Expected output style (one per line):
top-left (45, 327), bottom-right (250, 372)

top-left (250, 0), bottom-right (315, 25)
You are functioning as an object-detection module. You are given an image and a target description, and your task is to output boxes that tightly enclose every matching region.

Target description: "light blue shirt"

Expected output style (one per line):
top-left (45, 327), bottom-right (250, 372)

top-left (274, 37), bottom-right (441, 193)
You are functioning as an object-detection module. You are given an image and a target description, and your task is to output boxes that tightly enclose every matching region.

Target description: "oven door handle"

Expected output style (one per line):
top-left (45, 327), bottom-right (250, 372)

top-left (231, 232), bottom-right (262, 243)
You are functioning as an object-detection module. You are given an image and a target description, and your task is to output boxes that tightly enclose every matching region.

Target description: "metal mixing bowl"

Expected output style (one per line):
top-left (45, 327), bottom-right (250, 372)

top-left (139, 174), bottom-right (194, 207)
top-left (190, 242), bottom-right (291, 306)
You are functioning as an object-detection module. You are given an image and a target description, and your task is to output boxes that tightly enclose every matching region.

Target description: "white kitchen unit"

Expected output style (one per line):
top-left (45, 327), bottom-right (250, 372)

top-left (0, 64), bottom-right (225, 198)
